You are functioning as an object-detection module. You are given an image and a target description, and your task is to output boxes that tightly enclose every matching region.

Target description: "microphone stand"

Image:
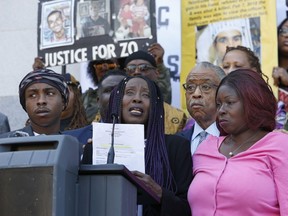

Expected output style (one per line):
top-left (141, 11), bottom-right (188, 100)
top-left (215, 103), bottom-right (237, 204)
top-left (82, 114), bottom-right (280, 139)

top-left (107, 114), bottom-right (116, 164)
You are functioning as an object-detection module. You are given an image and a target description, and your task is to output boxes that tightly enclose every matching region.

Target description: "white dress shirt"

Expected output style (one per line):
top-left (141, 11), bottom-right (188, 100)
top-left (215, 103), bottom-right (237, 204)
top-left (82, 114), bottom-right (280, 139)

top-left (191, 122), bottom-right (220, 154)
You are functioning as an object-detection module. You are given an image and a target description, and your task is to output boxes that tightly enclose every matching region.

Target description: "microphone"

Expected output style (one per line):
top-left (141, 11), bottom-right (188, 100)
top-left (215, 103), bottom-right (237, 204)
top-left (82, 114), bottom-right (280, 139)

top-left (107, 113), bottom-right (117, 164)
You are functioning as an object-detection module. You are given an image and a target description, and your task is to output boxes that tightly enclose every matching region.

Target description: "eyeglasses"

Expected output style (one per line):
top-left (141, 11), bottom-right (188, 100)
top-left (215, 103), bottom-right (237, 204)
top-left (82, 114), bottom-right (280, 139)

top-left (125, 64), bottom-right (156, 75)
top-left (66, 81), bottom-right (81, 89)
top-left (279, 27), bottom-right (288, 36)
top-left (94, 62), bottom-right (118, 71)
top-left (183, 83), bottom-right (218, 93)
top-left (215, 35), bottom-right (242, 45)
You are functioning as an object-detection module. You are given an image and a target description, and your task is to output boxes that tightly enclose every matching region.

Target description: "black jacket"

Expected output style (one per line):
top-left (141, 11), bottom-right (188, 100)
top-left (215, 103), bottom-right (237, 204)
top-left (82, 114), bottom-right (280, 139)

top-left (0, 125), bottom-right (35, 138)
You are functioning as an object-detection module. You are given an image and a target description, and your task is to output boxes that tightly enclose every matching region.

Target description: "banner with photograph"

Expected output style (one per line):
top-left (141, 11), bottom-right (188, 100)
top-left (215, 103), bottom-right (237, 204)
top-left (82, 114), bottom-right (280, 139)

top-left (37, 0), bottom-right (157, 67)
top-left (181, 0), bottom-right (278, 110)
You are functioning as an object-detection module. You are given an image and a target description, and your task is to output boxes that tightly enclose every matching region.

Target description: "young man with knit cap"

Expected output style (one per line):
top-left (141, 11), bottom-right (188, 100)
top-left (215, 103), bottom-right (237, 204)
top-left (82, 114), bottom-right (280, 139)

top-left (124, 50), bottom-right (187, 134)
top-left (0, 69), bottom-right (69, 138)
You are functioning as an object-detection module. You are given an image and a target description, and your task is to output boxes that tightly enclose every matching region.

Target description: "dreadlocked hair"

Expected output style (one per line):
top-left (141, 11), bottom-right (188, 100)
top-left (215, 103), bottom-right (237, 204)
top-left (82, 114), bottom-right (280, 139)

top-left (105, 76), bottom-right (175, 191)
top-left (87, 59), bottom-right (119, 85)
top-left (65, 84), bottom-right (88, 130)
top-left (87, 60), bottom-right (100, 85)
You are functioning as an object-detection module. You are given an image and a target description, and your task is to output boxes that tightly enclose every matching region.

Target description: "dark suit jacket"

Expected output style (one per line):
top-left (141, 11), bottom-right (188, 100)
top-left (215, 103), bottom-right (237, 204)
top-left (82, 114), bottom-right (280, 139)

top-left (82, 134), bottom-right (193, 216)
top-left (0, 112), bottom-right (10, 135)
top-left (176, 125), bottom-right (194, 143)
top-left (0, 125), bottom-right (85, 159)
top-left (63, 125), bottom-right (92, 148)
top-left (177, 123), bottom-right (225, 143)
top-left (0, 125), bottom-right (67, 139)
top-left (0, 125), bottom-right (34, 138)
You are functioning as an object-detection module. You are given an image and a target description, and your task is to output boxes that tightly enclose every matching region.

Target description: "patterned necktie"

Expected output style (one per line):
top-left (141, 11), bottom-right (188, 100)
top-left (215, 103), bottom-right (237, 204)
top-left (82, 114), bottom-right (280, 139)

top-left (197, 131), bottom-right (207, 146)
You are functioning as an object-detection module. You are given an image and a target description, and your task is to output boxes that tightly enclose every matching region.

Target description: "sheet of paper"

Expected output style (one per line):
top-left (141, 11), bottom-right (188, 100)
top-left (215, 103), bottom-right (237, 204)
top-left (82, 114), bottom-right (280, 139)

top-left (92, 122), bottom-right (145, 172)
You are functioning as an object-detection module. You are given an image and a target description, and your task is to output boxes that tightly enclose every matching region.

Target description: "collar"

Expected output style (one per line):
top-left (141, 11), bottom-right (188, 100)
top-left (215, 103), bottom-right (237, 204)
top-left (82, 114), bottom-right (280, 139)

top-left (33, 131), bottom-right (61, 136)
top-left (192, 121), bottom-right (220, 140)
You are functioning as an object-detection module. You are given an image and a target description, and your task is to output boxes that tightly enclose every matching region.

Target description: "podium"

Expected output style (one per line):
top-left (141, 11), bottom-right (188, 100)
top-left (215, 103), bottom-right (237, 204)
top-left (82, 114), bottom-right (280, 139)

top-left (0, 135), bottom-right (79, 216)
top-left (78, 164), bottom-right (160, 216)
top-left (0, 135), bottom-right (159, 216)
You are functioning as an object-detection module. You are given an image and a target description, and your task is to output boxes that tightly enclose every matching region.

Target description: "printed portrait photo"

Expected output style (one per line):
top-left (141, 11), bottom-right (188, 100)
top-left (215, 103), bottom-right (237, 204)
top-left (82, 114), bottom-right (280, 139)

top-left (195, 17), bottom-right (261, 66)
top-left (40, 0), bottom-right (74, 49)
top-left (76, 0), bottom-right (111, 38)
top-left (113, 0), bottom-right (152, 41)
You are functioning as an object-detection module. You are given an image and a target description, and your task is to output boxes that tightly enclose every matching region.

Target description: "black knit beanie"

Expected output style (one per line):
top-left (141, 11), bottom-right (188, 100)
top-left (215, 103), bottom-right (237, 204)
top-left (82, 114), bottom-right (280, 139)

top-left (124, 50), bottom-right (157, 67)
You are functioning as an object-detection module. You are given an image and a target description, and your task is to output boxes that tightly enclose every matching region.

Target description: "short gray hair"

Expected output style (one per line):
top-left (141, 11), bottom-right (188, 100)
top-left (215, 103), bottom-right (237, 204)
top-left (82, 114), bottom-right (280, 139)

top-left (194, 61), bottom-right (226, 80)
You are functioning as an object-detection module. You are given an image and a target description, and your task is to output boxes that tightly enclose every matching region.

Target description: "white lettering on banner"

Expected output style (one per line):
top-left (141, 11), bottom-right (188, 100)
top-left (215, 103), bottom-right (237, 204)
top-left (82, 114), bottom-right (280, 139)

top-left (92, 44), bottom-right (116, 60)
top-left (76, 48), bottom-right (87, 62)
top-left (45, 48), bottom-right (88, 66)
top-left (119, 41), bottom-right (138, 57)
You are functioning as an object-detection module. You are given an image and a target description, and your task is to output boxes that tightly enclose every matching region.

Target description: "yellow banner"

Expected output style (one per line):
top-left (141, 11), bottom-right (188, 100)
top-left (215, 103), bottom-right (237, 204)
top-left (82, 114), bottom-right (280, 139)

top-left (181, 0), bottom-right (277, 110)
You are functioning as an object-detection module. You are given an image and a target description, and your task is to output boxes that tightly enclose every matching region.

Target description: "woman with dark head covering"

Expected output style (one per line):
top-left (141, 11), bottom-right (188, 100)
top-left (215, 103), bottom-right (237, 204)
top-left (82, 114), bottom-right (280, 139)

top-left (83, 76), bottom-right (192, 216)
top-left (188, 69), bottom-right (288, 215)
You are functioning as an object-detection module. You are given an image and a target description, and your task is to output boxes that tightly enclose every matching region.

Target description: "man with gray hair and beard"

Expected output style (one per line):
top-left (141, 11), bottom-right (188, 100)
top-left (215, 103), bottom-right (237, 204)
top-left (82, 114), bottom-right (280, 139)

top-left (177, 62), bottom-right (226, 154)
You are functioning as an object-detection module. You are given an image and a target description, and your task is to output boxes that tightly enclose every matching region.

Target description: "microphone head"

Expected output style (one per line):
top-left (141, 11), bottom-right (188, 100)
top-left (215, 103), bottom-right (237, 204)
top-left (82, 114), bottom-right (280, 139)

top-left (111, 113), bottom-right (118, 120)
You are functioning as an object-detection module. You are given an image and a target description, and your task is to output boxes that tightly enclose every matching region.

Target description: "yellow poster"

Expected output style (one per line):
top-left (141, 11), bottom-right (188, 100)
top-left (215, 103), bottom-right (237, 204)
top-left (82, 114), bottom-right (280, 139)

top-left (181, 0), bottom-right (277, 110)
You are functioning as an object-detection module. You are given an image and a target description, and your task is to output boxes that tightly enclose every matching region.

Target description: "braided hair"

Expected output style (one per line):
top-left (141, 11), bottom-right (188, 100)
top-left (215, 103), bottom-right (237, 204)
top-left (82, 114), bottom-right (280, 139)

top-left (105, 76), bottom-right (174, 190)
top-left (223, 45), bottom-right (262, 75)
top-left (62, 73), bottom-right (88, 130)
top-left (65, 83), bottom-right (88, 130)
top-left (223, 45), bottom-right (272, 83)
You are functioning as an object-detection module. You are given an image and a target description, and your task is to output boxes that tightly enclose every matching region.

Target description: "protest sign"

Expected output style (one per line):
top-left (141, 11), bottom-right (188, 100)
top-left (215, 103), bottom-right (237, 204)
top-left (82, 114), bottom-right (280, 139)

top-left (37, 0), bottom-right (157, 67)
top-left (181, 0), bottom-right (278, 109)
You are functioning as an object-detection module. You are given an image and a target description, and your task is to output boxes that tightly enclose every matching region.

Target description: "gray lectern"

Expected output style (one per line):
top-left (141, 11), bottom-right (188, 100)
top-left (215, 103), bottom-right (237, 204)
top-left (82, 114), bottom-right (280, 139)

top-left (78, 164), bottom-right (160, 216)
top-left (0, 135), bottom-right (79, 216)
top-left (0, 135), bottom-right (159, 216)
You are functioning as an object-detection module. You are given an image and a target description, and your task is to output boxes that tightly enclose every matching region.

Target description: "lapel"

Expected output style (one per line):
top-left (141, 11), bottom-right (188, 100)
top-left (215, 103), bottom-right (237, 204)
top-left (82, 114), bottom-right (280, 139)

top-left (189, 125), bottom-right (195, 140)
top-left (22, 125), bottom-right (36, 136)
top-left (179, 125), bottom-right (194, 141)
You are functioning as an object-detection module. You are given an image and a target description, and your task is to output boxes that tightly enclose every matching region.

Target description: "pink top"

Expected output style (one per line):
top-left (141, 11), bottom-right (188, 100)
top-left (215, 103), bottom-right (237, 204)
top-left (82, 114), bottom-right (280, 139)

top-left (188, 131), bottom-right (288, 216)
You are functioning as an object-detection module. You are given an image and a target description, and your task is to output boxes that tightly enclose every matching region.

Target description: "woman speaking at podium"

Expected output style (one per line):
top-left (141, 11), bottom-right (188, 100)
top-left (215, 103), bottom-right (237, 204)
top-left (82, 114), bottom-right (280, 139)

top-left (83, 76), bottom-right (193, 216)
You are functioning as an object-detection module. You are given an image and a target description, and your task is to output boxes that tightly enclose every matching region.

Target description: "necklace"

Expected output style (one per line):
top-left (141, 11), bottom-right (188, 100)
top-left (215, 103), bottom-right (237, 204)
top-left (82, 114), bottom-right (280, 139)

top-left (227, 132), bottom-right (259, 157)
